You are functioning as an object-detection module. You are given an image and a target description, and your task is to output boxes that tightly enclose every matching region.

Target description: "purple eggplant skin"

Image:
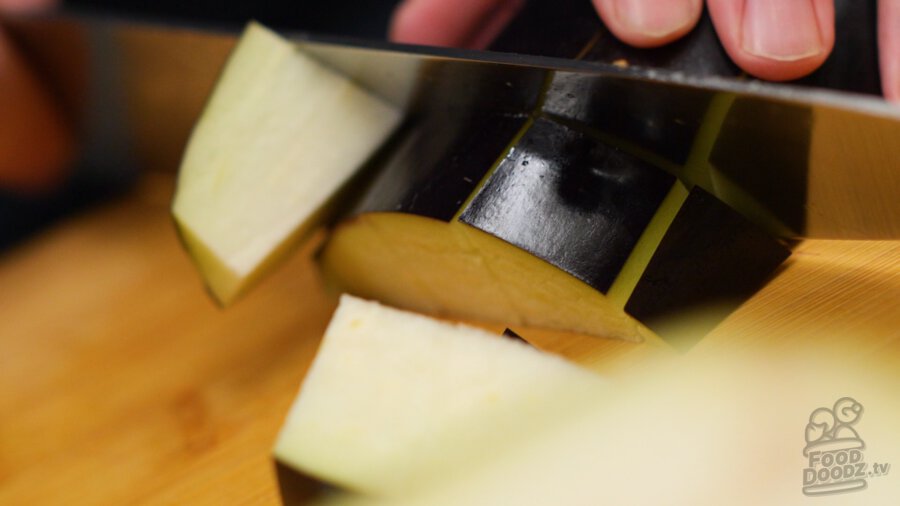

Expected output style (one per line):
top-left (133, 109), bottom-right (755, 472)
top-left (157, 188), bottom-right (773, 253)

top-left (488, 0), bottom-right (603, 59)
top-left (346, 56), bottom-right (547, 222)
top-left (274, 460), bottom-right (331, 506)
top-left (408, 59), bottom-right (548, 119)
top-left (708, 98), bottom-right (812, 236)
top-left (541, 71), bottom-right (713, 167)
top-left (351, 111), bottom-right (530, 222)
top-left (625, 186), bottom-right (791, 334)
top-left (502, 328), bottom-right (531, 345)
top-left (460, 117), bottom-right (676, 293)
top-left (535, 9), bottom-right (734, 167)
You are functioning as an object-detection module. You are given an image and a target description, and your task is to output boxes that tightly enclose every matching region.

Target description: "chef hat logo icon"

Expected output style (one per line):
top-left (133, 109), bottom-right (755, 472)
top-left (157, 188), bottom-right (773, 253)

top-left (802, 397), bottom-right (871, 497)
top-left (804, 397), bottom-right (865, 456)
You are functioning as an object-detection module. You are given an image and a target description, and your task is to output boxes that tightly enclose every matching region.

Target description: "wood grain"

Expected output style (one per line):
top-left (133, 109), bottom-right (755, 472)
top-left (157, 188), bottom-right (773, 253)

top-left (0, 173), bottom-right (897, 505)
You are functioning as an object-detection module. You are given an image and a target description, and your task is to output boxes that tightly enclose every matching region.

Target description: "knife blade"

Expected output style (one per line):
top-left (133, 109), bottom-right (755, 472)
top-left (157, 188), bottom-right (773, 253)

top-left (6, 9), bottom-right (900, 239)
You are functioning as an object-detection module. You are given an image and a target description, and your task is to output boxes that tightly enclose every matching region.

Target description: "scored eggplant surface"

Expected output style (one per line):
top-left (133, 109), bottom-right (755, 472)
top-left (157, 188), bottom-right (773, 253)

top-left (319, 108), bottom-right (789, 341)
top-left (458, 118), bottom-right (674, 293)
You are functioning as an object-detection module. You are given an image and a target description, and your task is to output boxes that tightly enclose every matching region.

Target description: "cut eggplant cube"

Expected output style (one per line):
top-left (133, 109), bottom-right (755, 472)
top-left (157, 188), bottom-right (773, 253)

top-left (708, 97), bottom-right (812, 236)
top-left (460, 117), bottom-right (674, 293)
top-left (172, 22), bottom-right (401, 305)
top-left (408, 59), bottom-right (547, 118)
top-left (625, 186), bottom-right (791, 331)
top-left (488, 0), bottom-right (603, 59)
top-left (352, 112), bottom-right (530, 221)
top-left (542, 71), bottom-right (714, 167)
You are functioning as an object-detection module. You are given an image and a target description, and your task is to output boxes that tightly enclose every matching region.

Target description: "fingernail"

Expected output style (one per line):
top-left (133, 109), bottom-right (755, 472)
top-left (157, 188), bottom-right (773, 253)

top-left (742, 0), bottom-right (823, 61)
top-left (613, 0), bottom-right (698, 38)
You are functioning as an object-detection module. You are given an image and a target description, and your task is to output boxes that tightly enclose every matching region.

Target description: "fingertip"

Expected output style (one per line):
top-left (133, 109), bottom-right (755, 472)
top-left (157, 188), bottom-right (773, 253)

top-left (708, 0), bottom-right (834, 82)
top-left (879, 0), bottom-right (900, 103)
top-left (726, 48), bottom-right (833, 82)
top-left (593, 0), bottom-right (703, 48)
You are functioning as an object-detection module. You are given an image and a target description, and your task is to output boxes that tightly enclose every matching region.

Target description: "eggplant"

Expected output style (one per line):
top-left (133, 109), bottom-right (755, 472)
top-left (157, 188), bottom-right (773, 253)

top-left (172, 23), bottom-right (401, 305)
top-left (352, 112), bottom-right (531, 222)
top-left (273, 295), bottom-right (608, 500)
top-left (320, 116), bottom-right (789, 341)
top-left (488, 0), bottom-right (603, 59)
top-left (458, 117), bottom-right (676, 293)
top-left (502, 328), bottom-right (530, 344)
top-left (623, 185), bottom-right (792, 333)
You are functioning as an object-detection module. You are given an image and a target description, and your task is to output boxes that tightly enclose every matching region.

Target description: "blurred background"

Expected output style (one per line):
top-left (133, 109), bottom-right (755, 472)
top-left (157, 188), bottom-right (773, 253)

top-left (1, 0), bottom-right (403, 250)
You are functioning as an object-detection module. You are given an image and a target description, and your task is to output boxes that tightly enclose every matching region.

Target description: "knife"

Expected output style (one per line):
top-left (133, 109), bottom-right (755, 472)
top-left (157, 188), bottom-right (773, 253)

top-left (6, 9), bottom-right (900, 239)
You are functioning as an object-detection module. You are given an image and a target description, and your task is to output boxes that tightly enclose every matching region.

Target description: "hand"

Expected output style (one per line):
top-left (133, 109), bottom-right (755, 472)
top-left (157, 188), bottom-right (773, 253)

top-left (0, 0), bottom-right (73, 193)
top-left (390, 0), bottom-right (900, 103)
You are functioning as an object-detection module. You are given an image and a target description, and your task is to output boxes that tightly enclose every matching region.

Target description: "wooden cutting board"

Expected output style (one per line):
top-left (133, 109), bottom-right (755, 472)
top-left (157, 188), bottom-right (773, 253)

top-left (0, 173), bottom-right (897, 505)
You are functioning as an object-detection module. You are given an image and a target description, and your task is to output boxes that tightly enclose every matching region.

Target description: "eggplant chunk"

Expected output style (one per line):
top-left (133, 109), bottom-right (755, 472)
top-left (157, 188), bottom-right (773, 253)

top-left (172, 23), bottom-right (401, 305)
top-left (623, 186), bottom-right (792, 334)
top-left (320, 212), bottom-right (642, 340)
top-left (459, 118), bottom-right (674, 293)
top-left (488, 0), bottom-right (603, 59)
top-left (352, 112), bottom-right (530, 221)
top-left (319, 117), bottom-right (789, 341)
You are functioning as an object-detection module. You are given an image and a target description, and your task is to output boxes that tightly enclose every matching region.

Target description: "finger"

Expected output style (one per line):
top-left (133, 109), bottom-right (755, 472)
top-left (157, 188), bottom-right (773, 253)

top-left (592, 0), bottom-right (703, 48)
top-left (880, 0), bottom-right (900, 102)
top-left (0, 28), bottom-right (73, 192)
top-left (707, 0), bottom-right (834, 81)
top-left (390, 0), bottom-right (523, 49)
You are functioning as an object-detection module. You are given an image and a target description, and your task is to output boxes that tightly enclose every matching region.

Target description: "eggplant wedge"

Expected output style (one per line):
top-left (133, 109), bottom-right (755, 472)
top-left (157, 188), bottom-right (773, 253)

top-left (273, 295), bottom-right (608, 499)
top-left (172, 23), bottom-right (401, 305)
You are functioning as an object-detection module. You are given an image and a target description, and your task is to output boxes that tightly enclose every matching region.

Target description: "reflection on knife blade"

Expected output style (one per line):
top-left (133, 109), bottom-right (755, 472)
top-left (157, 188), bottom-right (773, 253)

top-left (6, 10), bottom-right (900, 239)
